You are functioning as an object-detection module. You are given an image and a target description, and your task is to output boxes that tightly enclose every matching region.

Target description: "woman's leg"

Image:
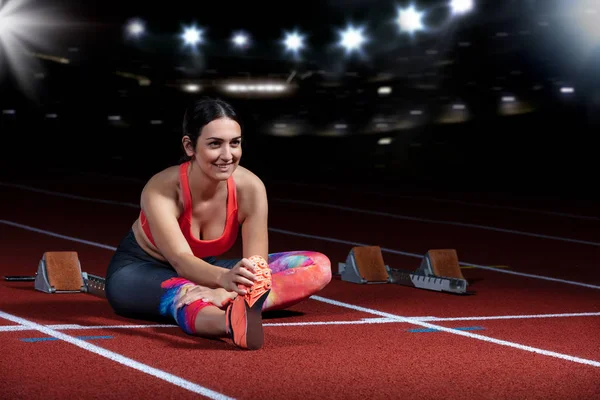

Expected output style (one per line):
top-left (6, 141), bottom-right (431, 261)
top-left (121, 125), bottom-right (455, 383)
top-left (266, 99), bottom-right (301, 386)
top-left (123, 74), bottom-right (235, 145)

top-left (106, 230), bottom-right (228, 337)
top-left (263, 251), bottom-right (332, 311)
top-left (108, 267), bottom-right (230, 337)
top-left (158, 277), bottom-right (227, 336)
top-left (211, 252), bottom-right (332, 311)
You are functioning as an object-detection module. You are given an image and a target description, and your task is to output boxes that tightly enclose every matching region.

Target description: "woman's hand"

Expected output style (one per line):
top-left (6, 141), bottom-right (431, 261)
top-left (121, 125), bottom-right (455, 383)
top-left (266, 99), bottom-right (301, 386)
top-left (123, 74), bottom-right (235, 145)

top-left (176, 285), bottom-right (237, 309)
top-left (217, 258), bottom-right (257, 295)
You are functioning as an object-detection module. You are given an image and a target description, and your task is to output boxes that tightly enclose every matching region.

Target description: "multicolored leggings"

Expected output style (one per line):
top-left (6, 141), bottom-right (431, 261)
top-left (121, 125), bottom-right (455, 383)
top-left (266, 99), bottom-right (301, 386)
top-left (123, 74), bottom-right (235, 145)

top-left (105, 230), bottom-right (331, 335)
top-left (159, 251), bottom-right (332, 334)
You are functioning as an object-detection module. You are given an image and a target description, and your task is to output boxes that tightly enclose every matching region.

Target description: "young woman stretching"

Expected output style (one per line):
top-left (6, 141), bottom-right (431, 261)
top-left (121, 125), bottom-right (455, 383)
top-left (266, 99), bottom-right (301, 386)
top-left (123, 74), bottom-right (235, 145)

top-left (105, 97), bottom-right (332, 350)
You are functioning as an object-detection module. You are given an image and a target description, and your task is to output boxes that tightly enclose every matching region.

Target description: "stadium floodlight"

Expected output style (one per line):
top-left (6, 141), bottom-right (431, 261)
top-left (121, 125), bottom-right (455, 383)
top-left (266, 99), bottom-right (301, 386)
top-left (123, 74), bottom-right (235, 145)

top-left (282, 30), bottom-right (305, 53)
top-left (337, 24), bottom-right (367, 54)
top-left (232, 31), bottom-right (250, 48)
top-left (560, 87), bottom-right (575, 94)
top-left (396, 5), bottom-right (425, 33)
top-left (450, 0), bottom-right (474, 15)
top-left (181, 24), bottom-right (203, 47)
top-left (125, 18), bottom-right (145, 38)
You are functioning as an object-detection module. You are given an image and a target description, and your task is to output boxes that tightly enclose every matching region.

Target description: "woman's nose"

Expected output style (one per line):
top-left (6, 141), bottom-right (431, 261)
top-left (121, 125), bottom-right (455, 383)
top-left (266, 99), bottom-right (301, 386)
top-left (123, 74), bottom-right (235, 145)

top-left (220, 146), bottom-right (232, 160)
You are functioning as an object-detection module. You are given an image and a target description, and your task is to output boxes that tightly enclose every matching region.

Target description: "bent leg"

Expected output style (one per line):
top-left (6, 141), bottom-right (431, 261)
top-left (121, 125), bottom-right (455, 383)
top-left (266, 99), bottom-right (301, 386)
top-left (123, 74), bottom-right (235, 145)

top-left (106, 230), bottom-right (227, 337)
top-left (263, 251), bottom-right (332, 311)
top-left (159, 277), bottom-right (226, 336)
top-left (106, 261), bottom-right (179, 323)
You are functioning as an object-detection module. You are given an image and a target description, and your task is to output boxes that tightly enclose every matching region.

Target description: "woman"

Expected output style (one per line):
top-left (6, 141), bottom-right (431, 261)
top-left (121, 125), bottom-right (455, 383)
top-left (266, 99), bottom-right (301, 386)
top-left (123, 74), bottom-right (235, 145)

top-left (105, 97), bottom-right (332, 350)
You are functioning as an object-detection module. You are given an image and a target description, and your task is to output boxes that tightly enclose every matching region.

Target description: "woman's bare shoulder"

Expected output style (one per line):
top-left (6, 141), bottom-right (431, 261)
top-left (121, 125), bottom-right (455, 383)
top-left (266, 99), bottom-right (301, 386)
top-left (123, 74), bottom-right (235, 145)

top-left (233, 166), bottom-right (267, 215)
top-left (233, 166), bottom-right (265, 192)
top-left (142, 164), bottom-right (181, 195)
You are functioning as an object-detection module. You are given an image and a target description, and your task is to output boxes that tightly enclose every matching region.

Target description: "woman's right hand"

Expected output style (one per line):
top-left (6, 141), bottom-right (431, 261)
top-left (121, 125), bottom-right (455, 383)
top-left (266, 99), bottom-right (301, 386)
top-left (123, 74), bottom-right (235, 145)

top-left (218, 258), bottom-right (257, 295)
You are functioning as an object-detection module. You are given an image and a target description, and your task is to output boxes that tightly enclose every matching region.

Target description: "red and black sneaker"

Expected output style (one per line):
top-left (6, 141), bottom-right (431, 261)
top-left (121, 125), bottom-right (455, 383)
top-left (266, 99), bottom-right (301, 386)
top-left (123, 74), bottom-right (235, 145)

top-left (225, 255), bottom-right (272, 350)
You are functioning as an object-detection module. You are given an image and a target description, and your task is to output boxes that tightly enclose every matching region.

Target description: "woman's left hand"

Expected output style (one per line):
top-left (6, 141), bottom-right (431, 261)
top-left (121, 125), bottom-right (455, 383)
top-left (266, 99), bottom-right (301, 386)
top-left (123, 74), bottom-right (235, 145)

top-left (176, 286), bottom-right (237, 310)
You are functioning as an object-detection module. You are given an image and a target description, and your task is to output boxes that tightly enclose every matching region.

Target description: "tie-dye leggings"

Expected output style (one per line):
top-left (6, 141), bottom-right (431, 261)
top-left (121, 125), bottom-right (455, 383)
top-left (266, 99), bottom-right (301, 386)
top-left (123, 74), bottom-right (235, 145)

top-left (158, 251), bottom-right (332, 334)
top-left (105, 229), bottom-right (332, 335)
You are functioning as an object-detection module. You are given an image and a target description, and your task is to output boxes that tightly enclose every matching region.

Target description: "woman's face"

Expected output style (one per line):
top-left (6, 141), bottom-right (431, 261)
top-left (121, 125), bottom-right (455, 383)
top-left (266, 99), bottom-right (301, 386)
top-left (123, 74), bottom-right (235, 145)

top-left (185, 117), bottom-right (242, 181)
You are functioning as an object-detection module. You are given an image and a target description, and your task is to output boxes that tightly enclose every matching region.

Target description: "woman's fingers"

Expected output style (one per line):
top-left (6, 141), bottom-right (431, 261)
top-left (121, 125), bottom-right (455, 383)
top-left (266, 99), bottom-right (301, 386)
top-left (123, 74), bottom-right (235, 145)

top-left (176, 286), bottom-right (208, 308)
top-left (240, 258), bottom-right (257, 273)
top-left (219, 258), bottom-right (259, 294)
top-left (234, 275), bottom-right (255, 288)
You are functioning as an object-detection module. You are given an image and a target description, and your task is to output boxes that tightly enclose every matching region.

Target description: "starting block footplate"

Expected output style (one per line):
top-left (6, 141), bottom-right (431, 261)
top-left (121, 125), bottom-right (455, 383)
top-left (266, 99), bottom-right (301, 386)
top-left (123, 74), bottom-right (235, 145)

top-left (339, 246), bottom-right (468, 294)
top-left (29, 251), bottom-right (106, 297)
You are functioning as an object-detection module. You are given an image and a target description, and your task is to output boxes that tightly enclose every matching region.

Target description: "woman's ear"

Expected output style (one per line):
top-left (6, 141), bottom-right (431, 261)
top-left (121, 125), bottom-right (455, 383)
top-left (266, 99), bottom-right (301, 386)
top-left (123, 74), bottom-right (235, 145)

top-left (182, 136), bottom-right (195, 158)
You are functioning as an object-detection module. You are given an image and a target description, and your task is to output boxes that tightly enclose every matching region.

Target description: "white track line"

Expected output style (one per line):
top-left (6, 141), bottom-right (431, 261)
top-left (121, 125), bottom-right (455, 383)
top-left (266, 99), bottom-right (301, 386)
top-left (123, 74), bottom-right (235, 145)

top-left (0, 324), bottom-right (177, 332)
top-left (1, 225), bottom-right (598, 368)
top-left (0, 220), bottom-right (118, 251)
top-left (2, 312), bottom-right (599, 331)
top-left (277, 181), bottom-right (600, 222)
top-left (310, 296), bottom-right (600, 367)
top-left (264, 312), bottom-right (600, 326)
top-left (47, 168), bottom-right (146, 184)
top-left (0, 182), bottom-right (139, 208)
top-left (416, 312), bottom-right (600, 322)
top-left (269, 227), bottom-right (600, 290)
top-left (0, 311), bottom-right (234, 400)
top-left (4, 182), bottom-right (599, 246)
top-left (272, 198), bottom-right (600, 247)
top-left (2, 220), bottom-right (599, 290)
top-left (41, 174), bottom-right (599, 222)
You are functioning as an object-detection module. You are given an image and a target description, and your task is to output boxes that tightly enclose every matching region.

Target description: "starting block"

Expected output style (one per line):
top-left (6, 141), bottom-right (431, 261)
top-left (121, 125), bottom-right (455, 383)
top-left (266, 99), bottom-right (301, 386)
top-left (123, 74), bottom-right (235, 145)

top-left (4, 251), bottom-right (106, 298)
top-left (338, 246), bottom-right (468, 294)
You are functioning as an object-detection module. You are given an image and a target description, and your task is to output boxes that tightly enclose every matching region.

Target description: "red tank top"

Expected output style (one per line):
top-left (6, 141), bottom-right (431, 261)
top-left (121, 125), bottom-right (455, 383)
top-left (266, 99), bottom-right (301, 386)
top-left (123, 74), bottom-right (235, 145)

top-left (139, 161), bottom-right (239, 258)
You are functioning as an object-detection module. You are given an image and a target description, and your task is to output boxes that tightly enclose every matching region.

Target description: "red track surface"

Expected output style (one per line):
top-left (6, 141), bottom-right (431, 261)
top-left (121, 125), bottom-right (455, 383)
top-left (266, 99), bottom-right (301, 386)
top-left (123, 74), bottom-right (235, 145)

top-left (1, 171), bottom-right (599, 399)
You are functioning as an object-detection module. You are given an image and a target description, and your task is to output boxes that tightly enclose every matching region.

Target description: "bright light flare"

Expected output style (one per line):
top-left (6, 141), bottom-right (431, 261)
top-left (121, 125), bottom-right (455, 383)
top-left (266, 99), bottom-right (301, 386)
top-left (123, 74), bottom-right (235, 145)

top-left (450, 0), bottom-right (474, 15)
top-left (396, 5), bottom-right (425, 33)
top-left (338, 25), bottom-right (367, 53)
top-left (183, 84), bottom-right (201, 92)
top-left (560, 87), bottom-right (575, 94)
top-left (282, 31), bottom-right (305, 52)
top-left (0, 0), bottom-right (67, 96)
top-left (126, 18), bottom-right (145, 38)
top-left (232, 32), bottom-right (249, 48)
top-left (181, 25), bottom-right (203, 46)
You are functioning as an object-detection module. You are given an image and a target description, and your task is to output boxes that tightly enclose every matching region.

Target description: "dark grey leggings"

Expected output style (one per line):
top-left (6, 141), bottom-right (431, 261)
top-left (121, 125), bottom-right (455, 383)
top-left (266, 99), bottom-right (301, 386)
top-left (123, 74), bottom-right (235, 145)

top-left (105, 229), bottom-right (239, 323)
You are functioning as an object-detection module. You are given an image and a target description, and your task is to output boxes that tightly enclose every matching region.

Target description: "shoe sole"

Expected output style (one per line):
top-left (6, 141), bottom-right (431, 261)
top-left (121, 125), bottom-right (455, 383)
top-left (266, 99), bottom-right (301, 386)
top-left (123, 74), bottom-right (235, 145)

top-left (242, 288), bottom-right (270, 350)
top-left (229, 256), bottom-right (272, 350)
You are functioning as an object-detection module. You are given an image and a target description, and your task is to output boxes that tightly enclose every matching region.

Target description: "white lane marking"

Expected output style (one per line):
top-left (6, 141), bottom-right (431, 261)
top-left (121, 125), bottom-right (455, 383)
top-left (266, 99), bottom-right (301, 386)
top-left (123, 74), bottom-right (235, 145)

top-left (1, 220), bottom-right (598, 368)
top-left (418, 312), bottom-right (600, 322)
top-left (2, 220), bottom-right (599, 290)
top-left (272, 198), bottom-right (600, 247)
top-left (4, 182), bottom-right (598, 246)
top-left (310, 296), bottom-right (600, 367)
top-left (0, 182), bottom-right (138, 208)
top-left (0, 324), bottom-right (177, 332)
top-left (269, 227), bottom-right (600, 290)
top-left (46, 171), bottom-right (599, 222)
top-left (267, 312), bottom-right (600, 325)
top-left (0, 311), bottom-right (234, 399)
top-left (0, 220), bottom-right (117, 251)
top-left (2, 312), bottom-right (598, 331)
top-left (275, 181), bottom-right (600, 222)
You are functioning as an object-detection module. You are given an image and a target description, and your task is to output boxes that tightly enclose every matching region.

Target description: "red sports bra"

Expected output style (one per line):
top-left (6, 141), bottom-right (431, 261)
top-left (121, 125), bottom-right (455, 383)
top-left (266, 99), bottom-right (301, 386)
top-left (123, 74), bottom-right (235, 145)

top-left (139, 161), bottom-right (239, 258)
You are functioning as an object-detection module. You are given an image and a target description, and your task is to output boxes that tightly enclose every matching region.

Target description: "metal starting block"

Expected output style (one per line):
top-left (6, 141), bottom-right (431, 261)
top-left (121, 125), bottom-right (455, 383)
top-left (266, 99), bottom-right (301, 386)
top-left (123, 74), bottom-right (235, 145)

top-left (338, 246), bottom-right (468, 294)
top-left (4, 251), bottom-right (106, 298)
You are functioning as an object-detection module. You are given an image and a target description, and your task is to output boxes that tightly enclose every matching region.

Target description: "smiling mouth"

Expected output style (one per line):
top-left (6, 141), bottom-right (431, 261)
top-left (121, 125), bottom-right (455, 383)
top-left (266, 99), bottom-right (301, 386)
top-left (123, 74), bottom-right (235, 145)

top-left (214, 163), bottom-right (233, 169)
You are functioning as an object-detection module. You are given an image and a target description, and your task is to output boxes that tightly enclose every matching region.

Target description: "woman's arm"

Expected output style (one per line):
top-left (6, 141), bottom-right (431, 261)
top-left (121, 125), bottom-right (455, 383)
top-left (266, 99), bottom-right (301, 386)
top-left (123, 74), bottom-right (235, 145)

top-left (239, 173), bottom-right (269, 261)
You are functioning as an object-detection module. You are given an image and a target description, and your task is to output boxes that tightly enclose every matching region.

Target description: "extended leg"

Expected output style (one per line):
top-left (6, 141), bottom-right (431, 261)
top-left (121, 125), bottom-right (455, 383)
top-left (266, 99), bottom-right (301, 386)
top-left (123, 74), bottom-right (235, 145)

top-left (159, 277), bottom-right (227, 336)
top-left (263, 251), bottom-right (332, 311)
